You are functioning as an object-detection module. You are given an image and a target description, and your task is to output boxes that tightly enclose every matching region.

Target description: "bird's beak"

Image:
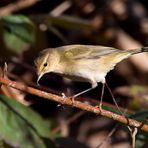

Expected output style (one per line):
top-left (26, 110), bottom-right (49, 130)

top-left (37, 73), bottom-right (44, 86)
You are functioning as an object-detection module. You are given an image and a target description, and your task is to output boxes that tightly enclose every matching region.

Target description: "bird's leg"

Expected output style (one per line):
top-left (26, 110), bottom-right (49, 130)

top-left (73, 87), bottom-right (95, 98)
top-left (72, 81), bottom-right (98, 103)
top-left (99, 82), bottom-right (105, 110)
top-left (105, 82), bottom-right (124, 116)
top-left (61, 87), bottom-right (95, 105)
top-left (61, 92), bottom-right (75, 105)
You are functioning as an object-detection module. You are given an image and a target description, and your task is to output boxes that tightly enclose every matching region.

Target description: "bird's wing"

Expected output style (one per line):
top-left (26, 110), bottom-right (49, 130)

top-left (58, 45), bottom-right (119, 60)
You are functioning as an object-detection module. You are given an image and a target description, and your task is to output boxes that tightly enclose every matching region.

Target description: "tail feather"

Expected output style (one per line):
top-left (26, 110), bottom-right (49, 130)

top-left (141, 47), bottom-right (148, 52)
top-left (130, 47), bottom-right (148, 55)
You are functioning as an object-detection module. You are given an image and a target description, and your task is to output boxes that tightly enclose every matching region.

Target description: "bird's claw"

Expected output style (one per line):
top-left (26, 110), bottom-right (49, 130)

top-left (61, 93), bottom-right (75, 105)
top-left (69, 96), bottom-right (75, 105)
top-left (95, 103), bottom-right (103, 112)
top-left (61, 93), bottom-right (67, 99)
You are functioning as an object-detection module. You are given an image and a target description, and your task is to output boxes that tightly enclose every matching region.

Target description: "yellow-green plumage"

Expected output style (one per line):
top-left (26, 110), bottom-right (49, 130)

top-left (35, 44), bottom-right (148, 96)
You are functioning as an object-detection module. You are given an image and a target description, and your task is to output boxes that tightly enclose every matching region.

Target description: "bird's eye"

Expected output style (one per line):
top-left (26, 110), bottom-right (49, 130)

top-left (43, 63), bottom-right (47, 67)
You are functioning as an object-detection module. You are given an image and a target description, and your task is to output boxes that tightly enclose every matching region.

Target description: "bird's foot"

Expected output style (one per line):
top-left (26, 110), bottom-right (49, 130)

top-left (95, 103), bottom-right (103, 112)
top-left (61, 93), bottom-right (75, 105)
top-left (70, 96), bottom-right (75, 105)
top-left (67, 96), bottom-right (75, 105)
top-left (61, 93), bottom-right (67, 99)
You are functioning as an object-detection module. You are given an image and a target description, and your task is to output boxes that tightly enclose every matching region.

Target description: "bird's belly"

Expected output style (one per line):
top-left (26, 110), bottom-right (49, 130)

top-left (61, 70), bottom-right (106, 83)
top-left (57, 59), bottom-right (106, 83)
top-left (95, 72), bottom-right (106, 83)
top-left (58, 73), bottom-right (91, 83)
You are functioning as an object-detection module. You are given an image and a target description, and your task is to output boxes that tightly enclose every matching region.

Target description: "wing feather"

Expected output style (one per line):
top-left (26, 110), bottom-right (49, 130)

top-left (57, 45), bottom-right (119, 60)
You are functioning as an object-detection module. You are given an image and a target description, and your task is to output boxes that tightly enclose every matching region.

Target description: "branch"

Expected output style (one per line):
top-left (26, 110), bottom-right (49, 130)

top-left (0, 77), bottom-right (148, 132)
top-left (0, 0), bottom-right (40, 17)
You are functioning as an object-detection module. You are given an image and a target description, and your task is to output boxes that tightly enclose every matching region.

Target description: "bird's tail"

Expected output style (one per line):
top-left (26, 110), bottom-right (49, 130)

top-left (130, 47), bottom-right (148, 55)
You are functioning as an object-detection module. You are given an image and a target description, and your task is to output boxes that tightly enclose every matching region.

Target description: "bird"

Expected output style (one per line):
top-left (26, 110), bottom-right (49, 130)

top-left (35, 44), bottom-right (148, 109)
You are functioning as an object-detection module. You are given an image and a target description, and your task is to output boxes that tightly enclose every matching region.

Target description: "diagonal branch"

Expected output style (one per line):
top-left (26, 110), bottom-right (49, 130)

top-left (0, 77), bottom-right (148, 132)
top-left (0, 0), bottom-right (40, 17)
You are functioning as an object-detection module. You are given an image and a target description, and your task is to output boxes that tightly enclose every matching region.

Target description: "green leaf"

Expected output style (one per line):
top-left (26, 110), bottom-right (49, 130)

top-left (2, 15), bottom-right (33, 24)
top-left (129, 110), bottom-right (148, 121)
top-left (102, 104), bottom-right (130, 116)
top-left (48, 15), bottom-right (94, 29)
top-left (38, 15), bottom-right (94, 30)
top-left (0, 95), bottom-right (54, 148)
top-left (1, 15), bottom-right (35, 54)
top-left (3, 30), bottom-right (30, 54)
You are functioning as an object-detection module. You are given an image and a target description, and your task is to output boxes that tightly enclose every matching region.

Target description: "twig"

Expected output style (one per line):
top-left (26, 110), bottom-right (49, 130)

top-left (0, 0), bottom-right (40, 17)
top-left (0, 77), bottom-right (148, 132)
top-left (50, 1), bottom-right (71, 16)
top-left (96, 125), bottom-right (118, 148)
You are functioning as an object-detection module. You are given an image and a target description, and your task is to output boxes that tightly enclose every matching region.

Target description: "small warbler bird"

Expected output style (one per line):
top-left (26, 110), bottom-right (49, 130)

top-left (35, 44), bottom-right (148, 108)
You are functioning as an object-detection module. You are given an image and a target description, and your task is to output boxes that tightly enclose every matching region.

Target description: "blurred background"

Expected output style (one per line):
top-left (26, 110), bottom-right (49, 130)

top-left (0, 0), bottom-right (148, 148)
